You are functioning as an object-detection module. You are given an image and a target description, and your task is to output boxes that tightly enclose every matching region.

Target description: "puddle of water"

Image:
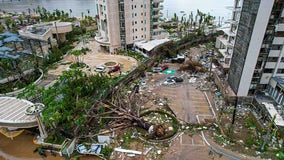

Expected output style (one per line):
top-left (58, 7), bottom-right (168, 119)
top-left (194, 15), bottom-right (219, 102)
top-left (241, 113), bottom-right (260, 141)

top-left (0, 131), bottom-right (98, 160)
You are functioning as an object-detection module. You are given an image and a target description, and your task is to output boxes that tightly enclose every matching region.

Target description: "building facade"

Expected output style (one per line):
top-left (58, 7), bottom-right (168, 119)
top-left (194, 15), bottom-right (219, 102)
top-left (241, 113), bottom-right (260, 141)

top-left (94, 0), bottom-right (165, 53)
top-left (215, 0), bottom-right (243, 71)
top-left (228, 0), bottom-right (284, 96)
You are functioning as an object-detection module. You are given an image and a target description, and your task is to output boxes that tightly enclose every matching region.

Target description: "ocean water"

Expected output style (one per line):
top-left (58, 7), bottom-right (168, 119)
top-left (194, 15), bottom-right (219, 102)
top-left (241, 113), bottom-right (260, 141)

top-left (0, 0), bottom-right (233, 20)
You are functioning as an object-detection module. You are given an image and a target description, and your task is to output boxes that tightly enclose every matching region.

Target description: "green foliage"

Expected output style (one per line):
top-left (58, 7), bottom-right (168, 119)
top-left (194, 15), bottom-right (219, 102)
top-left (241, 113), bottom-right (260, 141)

top-left (276, 151), bottom-right (284, 160)
top-left (66, 26), bottom-right (87, 42)
top-left (19, 70), bottom-right (113, 135)
top-left (69, 62), bottom-right (86, 69)
top-left (43, 47), bottom-right (63, 66)
top-left (101, 145), bottom-right (113, 160)
top-left (45, 130), bottom-right (66, 144)
top-left (116, 50), bottom-right (147, 62)
top-left (245, 117), bottom-right (256, 128)
top-left (59, 42), bottom-right (74, 54)
top-left (245, 135), bottom-right (255, 148)
top-left (0, 24), bottom-right (5, 33)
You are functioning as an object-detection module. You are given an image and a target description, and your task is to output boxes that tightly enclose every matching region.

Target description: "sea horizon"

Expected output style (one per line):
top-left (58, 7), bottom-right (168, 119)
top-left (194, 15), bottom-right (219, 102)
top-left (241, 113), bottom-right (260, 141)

top-left (0, 0), bottom-right (233, 20)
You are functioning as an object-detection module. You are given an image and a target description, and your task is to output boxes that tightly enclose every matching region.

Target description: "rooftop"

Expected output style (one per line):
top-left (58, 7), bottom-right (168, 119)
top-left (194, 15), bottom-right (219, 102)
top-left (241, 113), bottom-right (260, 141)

top-left (0, 97), bottom-right (37, 128)
top-left (272, 76), bottom-right (284, 89)
top-left (134, 38), bottom-right (170, 52)
top-left (262, 102), bottom-right (284, 127)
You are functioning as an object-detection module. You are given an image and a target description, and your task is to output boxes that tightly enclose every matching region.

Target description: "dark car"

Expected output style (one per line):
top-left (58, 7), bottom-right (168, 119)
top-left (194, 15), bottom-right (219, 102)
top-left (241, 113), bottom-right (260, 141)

top-left (167, 76), bottom-right (183, 82)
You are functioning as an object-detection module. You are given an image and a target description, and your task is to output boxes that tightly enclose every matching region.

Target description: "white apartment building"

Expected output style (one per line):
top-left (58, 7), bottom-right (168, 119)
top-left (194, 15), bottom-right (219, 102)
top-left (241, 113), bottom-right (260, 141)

top-left (94, 0), bottom-right (165, 53)
top-left (215, 0), bottom-right (243, 71)
top-left (228, 0), bottom-right (284, 97)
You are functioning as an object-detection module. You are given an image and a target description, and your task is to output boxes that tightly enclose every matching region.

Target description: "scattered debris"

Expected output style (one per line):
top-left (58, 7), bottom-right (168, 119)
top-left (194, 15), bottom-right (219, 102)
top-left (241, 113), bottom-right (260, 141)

top-left (114, 148), bottom-right (142, 155)
top-left (143, 147), bottom-right (152, 155)
top-left (98, 135), bottom-right (110, 144)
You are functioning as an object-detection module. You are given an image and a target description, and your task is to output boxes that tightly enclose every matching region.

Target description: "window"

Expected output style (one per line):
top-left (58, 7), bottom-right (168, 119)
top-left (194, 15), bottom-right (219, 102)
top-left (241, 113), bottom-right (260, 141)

top-left (144, 20), bottom-right (146, 24)
top-left (135, 36), bottom-right (137, 39)
top-left (272, 45), bottom-right (282, 50)
top-left (275, 31), bottom-right (284, 37)
top-left (135, 13), bottom-right (137, 16)
top-left (132, 29), bottom-right (134, 33)
top-left (135, 21), bottom-right (137, 24)
top-left (141, 28), bottom-right (143, 31)
top-left (141, 13), bottom-right (143, 16)
top-left (144, 12), bottom-right (146, 16)
top-left (277, 69), bottom-right (284, 74)
top-left (132, 13), bottom-right (134, 18)
top-left (263, 69), bottom-right (274, 73)
top-left (141, 5), bottom-right (143, 8)
top-left (135, 29), bottom-right (137, 31)
top-left (141, 20), bottom-right (143, 23)
top-left (144, 4), bottom-right (146, 8)
top-left (135, 5), bottom-right (136, 8)
top-left (132, 21), bottom-right (134, 25)
top-left (104, 6), bottom-right (106, 10)
top-left (267, 57), bottom-right (278, 62)
top-left (281, 57), bottom-right (284, 62)
top-left (132, 5), bottom-right (133, 9)
top-left (141, 35), bottom-right (143, 38)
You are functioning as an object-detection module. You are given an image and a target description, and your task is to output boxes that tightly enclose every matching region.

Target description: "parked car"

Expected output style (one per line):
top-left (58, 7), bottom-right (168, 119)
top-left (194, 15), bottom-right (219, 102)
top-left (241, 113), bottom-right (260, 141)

top-left (166, 76), bottom-right (183, 82)
top-left (161, 64), bottom-right (169, 71)
top-left (140, 79), bottom-right (147, 86)
top-left (163, 58), bottom-right (172, 63)
top-left (95, 66), bottom-right (105, 72)
top-left (163, 79), bottom-right (176, 85)
top-left (152, 67), bottom-right (162, 73)
top-left (152, 64), bottom-right (168, 73)
top-left (108, 65), bottom-right (120, 73)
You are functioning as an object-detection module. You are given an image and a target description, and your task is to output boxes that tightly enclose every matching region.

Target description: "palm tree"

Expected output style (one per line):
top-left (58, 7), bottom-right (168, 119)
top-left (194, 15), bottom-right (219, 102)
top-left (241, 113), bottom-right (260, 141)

top-left (27, 8), bottom-right (31, 16)
top-left (87, 9), bottom-right (90, 17)
top-left (189, 11), bottom-right (194, 29)
top-left (69, 9), bottom-right (72, 18)
top-left (172, 13), bottom-right (179, 37)
top-left (81, 12), bottom-right (84, 19)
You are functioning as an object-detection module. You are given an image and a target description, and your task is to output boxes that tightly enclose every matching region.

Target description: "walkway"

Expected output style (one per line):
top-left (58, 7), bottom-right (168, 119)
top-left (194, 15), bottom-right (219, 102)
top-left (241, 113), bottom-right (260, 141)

top-left (37, 40), bottom-right (138, 88)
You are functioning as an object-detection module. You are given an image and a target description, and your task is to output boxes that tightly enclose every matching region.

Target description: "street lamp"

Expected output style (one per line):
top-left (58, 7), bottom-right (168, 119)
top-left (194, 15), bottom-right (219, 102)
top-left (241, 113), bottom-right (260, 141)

top-left (209, 49), bottom-right (214, 80)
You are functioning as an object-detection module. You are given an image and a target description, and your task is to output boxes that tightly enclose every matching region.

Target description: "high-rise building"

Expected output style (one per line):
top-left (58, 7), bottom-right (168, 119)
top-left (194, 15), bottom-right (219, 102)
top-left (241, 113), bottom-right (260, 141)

top-left (227, 0), bottom-right (284, 97)
top-left (94, 0), bottom-right (165, 53)
top-left (215, 0), bottom-right (243, 71)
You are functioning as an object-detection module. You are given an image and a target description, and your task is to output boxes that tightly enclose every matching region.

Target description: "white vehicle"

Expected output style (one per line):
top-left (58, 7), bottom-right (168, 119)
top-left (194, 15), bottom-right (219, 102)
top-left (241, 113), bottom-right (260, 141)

top-left (163, 79), bottom-right (176, 85)
top-left (141, 79), bottom-right (147, 86)
top-left (95, 66), bottom-right (105, 72)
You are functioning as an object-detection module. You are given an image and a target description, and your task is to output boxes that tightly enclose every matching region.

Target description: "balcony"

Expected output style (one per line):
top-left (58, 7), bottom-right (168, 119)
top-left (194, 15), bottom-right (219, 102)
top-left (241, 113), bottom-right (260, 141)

top-left (95, 36), bottom-right (110, 46)
top-left (153, 21), bottom-right (163, 26)
top-left (273, 37), bottom-right (284, 45)
top-left (276, 24), bottom-right (284, 32)
top-left (97, 0), bottom-right (105, 5)
top-left (153, 5), bottom-right (163, 11)
top-left (269, 50), bottom-right (281, 57)
top-left (152, 13), bottom-right (163, 18)
top-left (153, 0), bottom-right (164, 3)
top-left (153, 27), bottom-right (163, 32)
top-left (52, 22), bottom-right (72, 34)
top-left (265, 62), bottom-right (277, 68)
top-left (18, 28), bottom-right (52, 41)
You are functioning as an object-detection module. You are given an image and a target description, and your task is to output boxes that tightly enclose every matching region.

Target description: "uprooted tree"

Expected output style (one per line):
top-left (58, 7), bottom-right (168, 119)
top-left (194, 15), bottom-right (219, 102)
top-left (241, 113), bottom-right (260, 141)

top-left (19, 69), bottom-right (166, 140)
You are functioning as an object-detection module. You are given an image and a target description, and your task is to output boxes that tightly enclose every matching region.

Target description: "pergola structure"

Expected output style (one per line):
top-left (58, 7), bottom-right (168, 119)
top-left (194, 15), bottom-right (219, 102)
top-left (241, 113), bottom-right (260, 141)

top-left (0, 97), bottom-right (47, 138)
